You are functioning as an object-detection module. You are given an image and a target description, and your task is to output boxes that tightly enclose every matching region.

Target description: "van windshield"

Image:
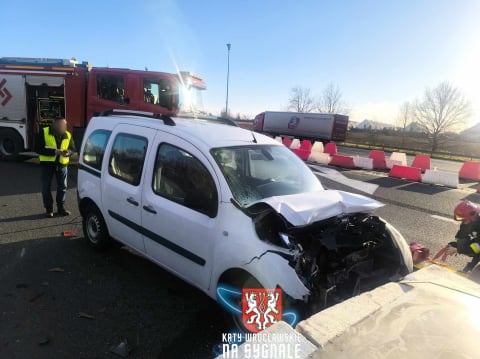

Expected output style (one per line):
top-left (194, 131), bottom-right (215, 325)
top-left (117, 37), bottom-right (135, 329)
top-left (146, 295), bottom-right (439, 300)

top-left (211, 145), bottom-right (323, 206)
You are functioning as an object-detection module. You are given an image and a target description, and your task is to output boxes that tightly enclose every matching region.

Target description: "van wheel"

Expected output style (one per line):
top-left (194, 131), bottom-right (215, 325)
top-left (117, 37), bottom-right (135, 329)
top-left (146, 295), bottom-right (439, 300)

top-left (82, 205), bottom-right (111, 250)
top-left (0, 129), bottom-right (24, 160)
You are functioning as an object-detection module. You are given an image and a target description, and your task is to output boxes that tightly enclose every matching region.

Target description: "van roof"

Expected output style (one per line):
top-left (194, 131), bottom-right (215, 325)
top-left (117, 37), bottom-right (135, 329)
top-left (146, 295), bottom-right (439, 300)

top-left (87, 113), bottom-right (279, 149)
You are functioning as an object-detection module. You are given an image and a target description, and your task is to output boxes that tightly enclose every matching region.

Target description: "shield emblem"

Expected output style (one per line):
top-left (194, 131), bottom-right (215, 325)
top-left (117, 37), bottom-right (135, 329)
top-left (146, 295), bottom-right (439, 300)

top-left (242, 288), bottom-right (282, 333)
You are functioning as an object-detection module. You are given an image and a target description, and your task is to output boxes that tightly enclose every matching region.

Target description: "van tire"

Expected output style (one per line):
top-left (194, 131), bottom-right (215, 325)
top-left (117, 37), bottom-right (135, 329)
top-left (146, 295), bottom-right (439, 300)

top-left (0, 129), bottom-right (24, 160)
top-left (82, 205), bottom-right (111, 251)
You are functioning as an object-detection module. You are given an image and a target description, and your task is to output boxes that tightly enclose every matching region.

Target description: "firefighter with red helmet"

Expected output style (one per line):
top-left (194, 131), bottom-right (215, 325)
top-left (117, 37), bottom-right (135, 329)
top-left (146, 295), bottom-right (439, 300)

top-left (445, 200), bottom-right (480, 272)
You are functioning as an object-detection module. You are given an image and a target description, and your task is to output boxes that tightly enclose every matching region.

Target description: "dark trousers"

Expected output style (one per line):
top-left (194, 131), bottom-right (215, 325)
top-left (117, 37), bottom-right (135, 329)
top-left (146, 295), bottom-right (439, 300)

top-left (41, 164), bottom-right (68, 210)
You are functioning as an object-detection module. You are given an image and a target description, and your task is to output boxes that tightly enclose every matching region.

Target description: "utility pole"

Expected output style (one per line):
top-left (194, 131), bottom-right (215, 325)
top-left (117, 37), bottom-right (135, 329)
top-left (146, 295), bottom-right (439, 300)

top-left (225, 43), bottom-right (231, 118)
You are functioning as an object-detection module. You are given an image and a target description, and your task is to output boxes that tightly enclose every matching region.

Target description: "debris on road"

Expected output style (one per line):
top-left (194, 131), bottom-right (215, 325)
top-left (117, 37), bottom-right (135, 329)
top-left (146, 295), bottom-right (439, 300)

top-left (62, 230), bottom-right (76, 237)
top-left (111, 339), bottom-right (132, 358)
top-left (29, 291), bottom-right (45, 303)
top-left (48, 267), bottom-right (65, 272)
top-left (78, 312), bottom-right (96, 320)
top-left (38, 336), bottom-right (51, 346)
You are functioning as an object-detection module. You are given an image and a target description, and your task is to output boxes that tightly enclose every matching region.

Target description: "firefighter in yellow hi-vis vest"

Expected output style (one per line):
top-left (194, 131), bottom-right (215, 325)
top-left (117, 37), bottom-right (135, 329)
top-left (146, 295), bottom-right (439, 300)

top-left (36, 117), bottom-right (76, 217)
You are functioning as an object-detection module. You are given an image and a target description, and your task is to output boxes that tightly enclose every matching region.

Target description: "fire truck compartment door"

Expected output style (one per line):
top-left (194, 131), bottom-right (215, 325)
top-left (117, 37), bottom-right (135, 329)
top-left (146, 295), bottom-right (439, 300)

top-left (0, 74), bottom-right (26, 121)
top-left (25, 76), bottom-right (64, 87)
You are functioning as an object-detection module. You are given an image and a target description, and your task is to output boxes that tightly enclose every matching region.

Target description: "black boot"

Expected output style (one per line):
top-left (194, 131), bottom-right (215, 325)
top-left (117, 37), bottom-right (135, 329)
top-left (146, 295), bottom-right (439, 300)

top-left (45, 208), bottom-right (54, 218)
top-left (58, 207), bottom-right (71, 216)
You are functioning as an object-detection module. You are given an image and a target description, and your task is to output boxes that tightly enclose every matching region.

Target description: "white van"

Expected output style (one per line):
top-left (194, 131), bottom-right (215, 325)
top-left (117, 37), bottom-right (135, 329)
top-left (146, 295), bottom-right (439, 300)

top-left (77, 110), bottom-right (412, 330)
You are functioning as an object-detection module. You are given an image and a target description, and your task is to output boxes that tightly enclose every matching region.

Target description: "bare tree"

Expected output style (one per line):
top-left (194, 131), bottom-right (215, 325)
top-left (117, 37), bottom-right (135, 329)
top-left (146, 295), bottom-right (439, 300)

top-left (288, 86), bottom-right (315, 113)
top-left (396, 101), bottom-right (412, 147)
top-left (414, 82), bottom-right (471, 152)
top-left (318, 82), bottom-right (349, 114)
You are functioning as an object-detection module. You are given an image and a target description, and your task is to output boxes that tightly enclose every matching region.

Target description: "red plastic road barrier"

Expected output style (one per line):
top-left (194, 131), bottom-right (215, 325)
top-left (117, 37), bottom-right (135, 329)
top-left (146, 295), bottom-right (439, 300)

top-left (293, 148), bottom-right (311, 161)
top-left (282, 137), bottom-right (292, 148)
top-left (411, 154), bottom-right (431, 172)
top-left (324, 142), bottom-right (338, 155)
top-left (329, 154), bottom-right (355, 169)
top-left (368, 150), bottom-right (387, 169)
top-left (459, 161), bottom-right (480, 181)
top-left (300, 140), bottom-right (312, 151)
top-left (388, 165), bottom-right (422, 182)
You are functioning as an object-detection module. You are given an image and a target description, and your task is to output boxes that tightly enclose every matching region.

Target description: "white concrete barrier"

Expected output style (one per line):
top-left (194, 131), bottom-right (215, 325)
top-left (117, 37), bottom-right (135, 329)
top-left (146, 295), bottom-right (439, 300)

top-left (308, 152), bottom-right (330, 165)
top-left (353, 156), bottom-right (373, 170)
top-left (290, 138), bottom-right (301, 149)
top-left (390, 152), bottom-right (407, 166)
top-left (312, 141), bottom-right (324, 153)
top-left (386, 159), bottom-right (403, 169)
top-left (274, 136), bottom-right (283, 143)
top-left (422, 169), bottom-right (459, 188)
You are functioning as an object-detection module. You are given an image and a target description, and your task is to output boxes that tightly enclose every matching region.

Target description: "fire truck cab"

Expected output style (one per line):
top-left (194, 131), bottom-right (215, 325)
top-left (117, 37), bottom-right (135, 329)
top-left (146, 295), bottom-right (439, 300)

top-left (0, 57), bottom-right (206, 160)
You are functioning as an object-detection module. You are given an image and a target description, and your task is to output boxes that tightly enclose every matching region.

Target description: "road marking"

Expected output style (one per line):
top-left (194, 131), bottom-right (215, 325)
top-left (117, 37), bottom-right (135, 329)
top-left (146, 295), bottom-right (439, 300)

top-left (309, 165), bottom-right (379, 195)
top-left (431, 215), bottom-right (458, 224)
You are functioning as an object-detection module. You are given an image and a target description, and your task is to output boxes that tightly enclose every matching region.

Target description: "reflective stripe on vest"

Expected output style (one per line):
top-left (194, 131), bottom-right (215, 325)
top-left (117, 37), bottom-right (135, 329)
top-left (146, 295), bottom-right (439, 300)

top-left (471, 242), bottom-right (480, 255)
top-left (38, 127), bottom-right (72, 165)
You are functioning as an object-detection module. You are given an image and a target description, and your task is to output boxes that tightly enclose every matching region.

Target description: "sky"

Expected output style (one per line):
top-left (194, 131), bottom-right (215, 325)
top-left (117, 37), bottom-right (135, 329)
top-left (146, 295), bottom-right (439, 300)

top-left (1, 0), bottom-right (479, 125)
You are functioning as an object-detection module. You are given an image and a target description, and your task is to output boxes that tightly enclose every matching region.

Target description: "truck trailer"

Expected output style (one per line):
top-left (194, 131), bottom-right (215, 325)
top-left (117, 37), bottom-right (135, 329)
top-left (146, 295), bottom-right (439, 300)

top-left (253, 111), bottom-right (349, 143)
top-left (0, 57), bottom-right (206, 159)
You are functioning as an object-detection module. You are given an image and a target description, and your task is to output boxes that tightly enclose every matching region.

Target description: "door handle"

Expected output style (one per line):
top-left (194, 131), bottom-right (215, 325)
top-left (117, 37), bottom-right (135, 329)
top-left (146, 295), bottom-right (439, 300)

top-left (143, 205), bottom-right (157, 214)
top-left (126, 197), bottom-right (139, 206)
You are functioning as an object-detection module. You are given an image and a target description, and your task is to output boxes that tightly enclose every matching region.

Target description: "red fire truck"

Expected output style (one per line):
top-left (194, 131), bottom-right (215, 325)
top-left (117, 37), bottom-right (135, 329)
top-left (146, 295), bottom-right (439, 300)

top-left (0, 57), bottom-right (206, 159)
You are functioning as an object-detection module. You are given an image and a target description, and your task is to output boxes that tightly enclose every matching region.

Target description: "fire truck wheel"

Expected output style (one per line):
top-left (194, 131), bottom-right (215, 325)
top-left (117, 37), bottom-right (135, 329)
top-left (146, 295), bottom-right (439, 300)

top-left (0, 129), bottom-right (23, 160)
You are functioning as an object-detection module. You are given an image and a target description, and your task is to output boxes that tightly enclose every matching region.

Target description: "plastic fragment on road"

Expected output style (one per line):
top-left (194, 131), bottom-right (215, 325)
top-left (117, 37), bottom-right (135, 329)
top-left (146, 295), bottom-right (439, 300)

top-left (111, 340), bottom-right (132, 358)
top-left (62, 230), bottom-right (76, 237)
top-left (78, 312), bottom-right (96, 320)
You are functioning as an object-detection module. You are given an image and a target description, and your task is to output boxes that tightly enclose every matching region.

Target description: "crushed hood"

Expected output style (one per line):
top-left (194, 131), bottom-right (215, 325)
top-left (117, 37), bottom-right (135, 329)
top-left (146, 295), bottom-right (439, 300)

top-left (247, 190), bottom-right (384, 226)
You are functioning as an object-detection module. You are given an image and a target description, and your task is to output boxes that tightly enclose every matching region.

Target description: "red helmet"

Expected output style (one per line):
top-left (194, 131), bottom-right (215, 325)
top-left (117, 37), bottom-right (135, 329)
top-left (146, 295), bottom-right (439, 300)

top-left (454, 201), bottom-right (479, 221)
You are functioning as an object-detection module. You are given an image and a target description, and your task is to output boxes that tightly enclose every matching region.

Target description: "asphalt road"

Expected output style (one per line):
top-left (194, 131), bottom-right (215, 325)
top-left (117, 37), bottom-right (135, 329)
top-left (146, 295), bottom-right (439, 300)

top-left (1, 158), bottom-right (478, 358)
top-left (337, 145), bottom-right (465, 173)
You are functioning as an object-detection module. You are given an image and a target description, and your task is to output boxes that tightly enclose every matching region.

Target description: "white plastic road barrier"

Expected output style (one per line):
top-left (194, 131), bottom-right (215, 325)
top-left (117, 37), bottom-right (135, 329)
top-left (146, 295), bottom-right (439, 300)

top-left (290, 138), bottom-right (301, 149)
top-left (353, 156), bottom-right (373, 170)
top-left (390, 152), bottom-right (407, 166)
top-left (275, 136), bottom-right (283, 143)
top-left (386, 159), bottom-right (403, 169)
top-left (422, 169), bottom-right (459, 188)
top-left (312, 141), bottom-right (324, 153)
top-left (308, 152), bottom-right (331, 165)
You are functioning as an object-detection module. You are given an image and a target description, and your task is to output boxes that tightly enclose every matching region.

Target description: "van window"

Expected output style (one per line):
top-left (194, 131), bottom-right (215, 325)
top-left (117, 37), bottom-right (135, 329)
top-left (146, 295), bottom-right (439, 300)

top-left (83, 130), bottom-right (111, 170)
top-left (143, 78), bottom-right (173, 109)
top-left (97, 74), bottom-right (125, 102)
top-left (152, 143), bottom-right (218, 217)
top-left (108, 134), bottom-right (148, 186)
